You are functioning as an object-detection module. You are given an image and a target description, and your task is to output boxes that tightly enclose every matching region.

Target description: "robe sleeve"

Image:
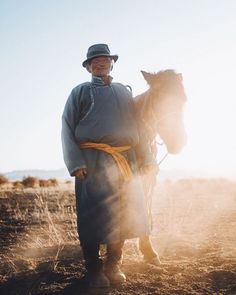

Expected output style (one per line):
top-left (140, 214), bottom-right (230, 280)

top-left (61, 87), bottom-right (87, 176)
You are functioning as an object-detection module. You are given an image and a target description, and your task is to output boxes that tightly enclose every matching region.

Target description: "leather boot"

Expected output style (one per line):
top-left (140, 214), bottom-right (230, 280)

top-left (104, 241), bottom-right (126, 285)
top-left (83, 259), bottom-right (110, 288)
top-left (82, 243), bottom-right (110, 288)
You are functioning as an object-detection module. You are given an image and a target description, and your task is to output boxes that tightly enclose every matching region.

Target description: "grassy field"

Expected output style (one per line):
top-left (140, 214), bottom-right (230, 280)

top-left (0, 179), bottom-right (235, 294)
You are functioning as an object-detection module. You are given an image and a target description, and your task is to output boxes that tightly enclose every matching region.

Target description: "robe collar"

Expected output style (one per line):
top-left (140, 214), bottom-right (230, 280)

top-left (91, 75), bottom-right (113, 86)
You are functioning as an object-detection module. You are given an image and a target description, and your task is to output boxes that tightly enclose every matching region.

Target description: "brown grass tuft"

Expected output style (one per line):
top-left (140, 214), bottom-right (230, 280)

top-left (0, 174), bottom-right (8, 186)
top-left (22, 176), bottom-right (39, 188)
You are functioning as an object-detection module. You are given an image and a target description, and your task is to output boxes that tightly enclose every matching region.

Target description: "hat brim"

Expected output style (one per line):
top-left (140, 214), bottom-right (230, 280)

top-left (82, 54), bottom-right (118, 67)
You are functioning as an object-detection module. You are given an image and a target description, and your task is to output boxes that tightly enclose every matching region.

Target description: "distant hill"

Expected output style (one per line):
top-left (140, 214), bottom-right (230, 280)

top-left (3, 168), bottom-right (71, 181)
top-left (3, 168), bottom-right (189, 181)
top-left (2, 168), bottom-right (234, 181)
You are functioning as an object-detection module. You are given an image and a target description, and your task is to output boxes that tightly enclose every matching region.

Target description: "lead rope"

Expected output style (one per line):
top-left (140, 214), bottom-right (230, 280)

top-left (146, 141), bottom-right (168, 229)
top-left (158, 151), bottom-right (169, 166)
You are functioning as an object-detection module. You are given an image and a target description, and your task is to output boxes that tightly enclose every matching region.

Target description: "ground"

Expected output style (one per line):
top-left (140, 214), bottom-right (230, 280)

top-left (0, 178), bottom-right (236, 294)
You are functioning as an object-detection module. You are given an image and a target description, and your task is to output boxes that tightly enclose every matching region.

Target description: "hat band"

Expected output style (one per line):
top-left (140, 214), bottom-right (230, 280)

top-left (87, 50), bottom-right (111, 58)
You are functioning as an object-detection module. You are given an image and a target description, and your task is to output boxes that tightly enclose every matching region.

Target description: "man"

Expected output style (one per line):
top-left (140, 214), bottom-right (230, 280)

top-left (61, 44), bottom-right (156, 288)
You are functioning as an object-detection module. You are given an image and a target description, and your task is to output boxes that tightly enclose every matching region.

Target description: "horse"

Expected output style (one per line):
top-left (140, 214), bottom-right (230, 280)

top-left (134, 69), bottom-right (187, 265)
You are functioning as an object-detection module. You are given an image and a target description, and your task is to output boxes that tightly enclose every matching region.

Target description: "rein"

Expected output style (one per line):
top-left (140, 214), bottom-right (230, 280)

top-left (158, 151), bottom-right (169, 166)
top-left (142, 90), bottom-right (182, 136)
top-left (137, 70), bottom-right (187, 229)
top-left (140, 92), bottom-right (182, 167)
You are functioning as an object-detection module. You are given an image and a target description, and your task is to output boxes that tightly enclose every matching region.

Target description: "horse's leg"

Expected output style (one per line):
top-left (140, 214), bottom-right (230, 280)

top-left (137, 150), bottom-right (161, 265)
top-left (138, 235), bottom-right (161, 265)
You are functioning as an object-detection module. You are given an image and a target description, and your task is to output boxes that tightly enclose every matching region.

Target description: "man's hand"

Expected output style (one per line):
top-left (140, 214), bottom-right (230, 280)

top-left (74, 168), bottom-right (88, 181)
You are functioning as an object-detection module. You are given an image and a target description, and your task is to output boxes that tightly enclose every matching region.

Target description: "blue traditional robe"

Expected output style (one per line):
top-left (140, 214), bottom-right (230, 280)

top-left (62, 76), bottom-right (154, 245)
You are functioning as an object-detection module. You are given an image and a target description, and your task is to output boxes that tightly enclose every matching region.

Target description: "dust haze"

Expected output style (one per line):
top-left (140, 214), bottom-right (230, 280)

top-left (0, 178), bottom-right (235, 294)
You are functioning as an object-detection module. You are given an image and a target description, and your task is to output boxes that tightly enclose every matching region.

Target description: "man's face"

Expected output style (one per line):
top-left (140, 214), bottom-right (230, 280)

top-left (87, 56), bottom-right (113, 77)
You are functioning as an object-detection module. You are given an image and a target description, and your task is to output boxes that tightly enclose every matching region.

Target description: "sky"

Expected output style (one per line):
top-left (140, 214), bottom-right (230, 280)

top-left (0, 0), bottom-right (236, 177)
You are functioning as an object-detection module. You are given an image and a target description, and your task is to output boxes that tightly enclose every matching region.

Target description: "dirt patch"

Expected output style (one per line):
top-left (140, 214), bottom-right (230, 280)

top-left (0, 179), bottom-right (236, 294)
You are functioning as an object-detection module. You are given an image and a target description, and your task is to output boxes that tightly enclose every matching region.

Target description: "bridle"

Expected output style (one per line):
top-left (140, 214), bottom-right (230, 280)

top-left (141, 91), bottom-right (183, 166)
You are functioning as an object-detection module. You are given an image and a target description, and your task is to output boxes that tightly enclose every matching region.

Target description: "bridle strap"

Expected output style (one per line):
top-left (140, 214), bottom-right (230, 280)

top-left (158, 151), bottom-right (169, 166)
top-left (142, 91), bottom-right (182, 139)
top-left (141, 92), bottom-right (182, 167)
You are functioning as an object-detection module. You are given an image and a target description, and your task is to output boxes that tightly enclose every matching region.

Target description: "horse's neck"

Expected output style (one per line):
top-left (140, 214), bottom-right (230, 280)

top-left (134, 89), bottom-right (150, 102)
top-left (134, 90), bottom-right (151, 114)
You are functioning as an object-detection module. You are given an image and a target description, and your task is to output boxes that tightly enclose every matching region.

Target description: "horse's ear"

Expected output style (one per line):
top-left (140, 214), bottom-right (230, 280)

top-left (141, 70), bottom-right (154, 85)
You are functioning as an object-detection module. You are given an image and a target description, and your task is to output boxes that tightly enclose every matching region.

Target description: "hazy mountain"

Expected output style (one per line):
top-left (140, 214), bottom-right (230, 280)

top-left (2, 168), bottom-right (234, 181)
top-left (3, 168), bottom-right (71, 181)
top-left (3, 168), bottom-right (188, 181)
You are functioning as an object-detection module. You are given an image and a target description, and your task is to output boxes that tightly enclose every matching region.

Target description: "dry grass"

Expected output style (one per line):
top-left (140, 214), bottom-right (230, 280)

top-left (0, 185), bottom-right (77, 278)
top-left (0, 175), bottom-right (8, 186)
top-left (0, 179), bottom-right (235, 294)
top-left (0, 177), bottom-right (60, 190)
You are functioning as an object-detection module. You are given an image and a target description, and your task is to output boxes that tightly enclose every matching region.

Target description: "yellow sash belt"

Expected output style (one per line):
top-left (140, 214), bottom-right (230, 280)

top-left (80, 142), bottom-right (132, 181)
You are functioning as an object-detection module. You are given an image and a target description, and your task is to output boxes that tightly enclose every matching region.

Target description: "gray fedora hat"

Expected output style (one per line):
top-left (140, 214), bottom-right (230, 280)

top-left (82, 43), bottom-right (118, 67)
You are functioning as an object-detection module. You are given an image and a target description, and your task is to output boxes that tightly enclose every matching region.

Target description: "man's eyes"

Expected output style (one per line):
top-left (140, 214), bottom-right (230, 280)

top-left (93, 59), bottom-right (111, 64)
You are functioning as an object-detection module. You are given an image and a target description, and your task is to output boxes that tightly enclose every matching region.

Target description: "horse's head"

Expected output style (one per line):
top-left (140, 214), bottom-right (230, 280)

top-left (139, 70), bottom-right (187, 154)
